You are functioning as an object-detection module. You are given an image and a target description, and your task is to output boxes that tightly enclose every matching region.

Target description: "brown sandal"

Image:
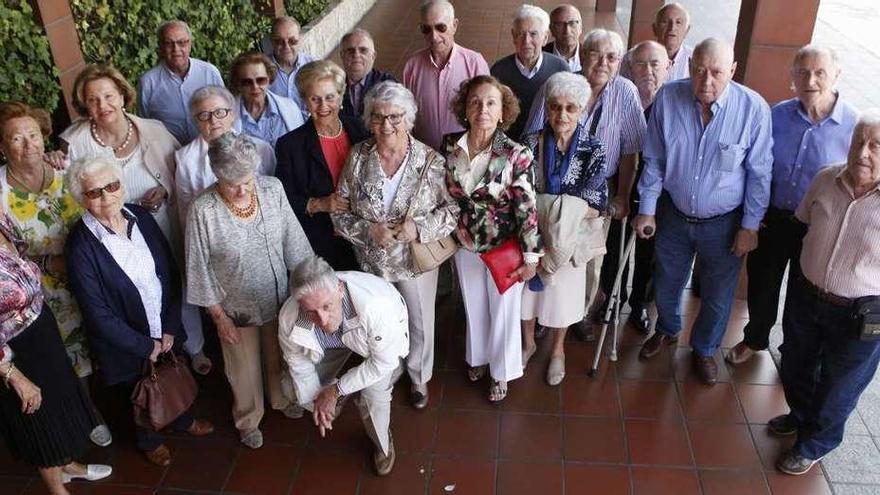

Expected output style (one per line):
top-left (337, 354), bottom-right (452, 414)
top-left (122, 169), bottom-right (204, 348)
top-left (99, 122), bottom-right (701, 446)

top-left (467, 365), bottom-right (487, 382)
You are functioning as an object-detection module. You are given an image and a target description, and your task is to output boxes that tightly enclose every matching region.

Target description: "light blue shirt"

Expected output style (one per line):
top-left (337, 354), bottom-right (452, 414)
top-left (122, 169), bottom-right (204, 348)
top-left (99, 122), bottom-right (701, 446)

top-left (268, 53), bottom-right (316, 121)
top-left (769, 96), bottom-right (858, 211)
top-left (238, 94), bottom-right (288, 148)
top-left (137, 58), bottom-right (224, 145)
top-left (637, 79), bottom-right (773, 230)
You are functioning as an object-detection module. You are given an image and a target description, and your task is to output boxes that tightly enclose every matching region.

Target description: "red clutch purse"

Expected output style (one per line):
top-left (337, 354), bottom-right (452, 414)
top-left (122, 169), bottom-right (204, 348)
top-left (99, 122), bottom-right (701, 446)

top-left (479, 238), bottom-right (524, 294)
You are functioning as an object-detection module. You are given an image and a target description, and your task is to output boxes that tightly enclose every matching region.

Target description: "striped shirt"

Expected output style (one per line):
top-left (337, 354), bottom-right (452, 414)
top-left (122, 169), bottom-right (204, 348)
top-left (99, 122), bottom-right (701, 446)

top-left (796, 165), bottom-right (880, 299)
top-left (523, 76), bottom-right (646, 178)
top-left (620, 45), bottom-right (693, 83)
top-left (637, 79), bottom-right (773, 230)
top-left (299, 285), bottom-right (357, 351)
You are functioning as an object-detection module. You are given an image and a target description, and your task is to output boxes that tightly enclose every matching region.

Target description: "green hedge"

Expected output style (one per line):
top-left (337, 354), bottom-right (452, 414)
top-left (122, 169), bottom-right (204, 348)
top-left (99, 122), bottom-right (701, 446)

top-left (0, 0), bottom-right (61, 113)
top-left (285, 0), bottom-right (331, 26)
top-left (71, 0), bottom-right (273, 87)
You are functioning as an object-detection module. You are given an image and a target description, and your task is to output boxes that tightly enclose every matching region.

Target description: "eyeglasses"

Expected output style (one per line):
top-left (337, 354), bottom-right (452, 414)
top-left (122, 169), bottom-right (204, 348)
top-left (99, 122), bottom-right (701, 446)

top-left (551, 20), bottom-right (580, 29)
top-left (271, 36), bottom-right (300, 47)
top-left (307, 94), bottom-right (339, 105)
top-left (83, 180), bottom-right (121, 200)
top-left (632, 60), bottom-right (666, 70)
top-left (370, 112), bottom-right (405, 125)
top-left (240, 76), bottom-right (270, 88)
top-left (587, 51), bottom-right (620, 64)
top-left (420, 22), bottom-right (449, 35)
top-left (194, 108), bottom-right (232, 122)
top-left (161, 39), bottom-right (191, 49)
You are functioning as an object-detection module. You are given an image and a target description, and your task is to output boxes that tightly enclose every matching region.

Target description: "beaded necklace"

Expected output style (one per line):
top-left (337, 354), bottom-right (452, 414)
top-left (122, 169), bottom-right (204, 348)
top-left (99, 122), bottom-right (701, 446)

top-left (221, 189), bottom-right (258, 218)
top-left (91, 117), bottom-right (134, 153)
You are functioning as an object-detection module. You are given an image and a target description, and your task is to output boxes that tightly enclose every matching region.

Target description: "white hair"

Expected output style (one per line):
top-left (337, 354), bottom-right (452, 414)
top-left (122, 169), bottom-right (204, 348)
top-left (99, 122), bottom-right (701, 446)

top-left (793, 44), bottom-right (840, 70)
top-left (582, 28), bottom-right (625, 58)
top-left (65, 156), bottom-right (124, 204)
top-left (513, 4), bottom-right (550, 33)
top-left (290, 257), bottom-right (340, 301)
top-left (207, 132), bottom-right (260, 182)
top-left (545, 72), bottom-right (591, 109)
top-left (857, 108), bottom-right (880, 130)
top-left (157, 20), bottom-right (191, 40)
top-left (362, 81), bottom-right (418, 132)
top-left (420, 0), bottom-right (455, 20)
top-left (189, 85), bottom-right (235, 116)
top-left (655, 3), bottom-right (691, 26)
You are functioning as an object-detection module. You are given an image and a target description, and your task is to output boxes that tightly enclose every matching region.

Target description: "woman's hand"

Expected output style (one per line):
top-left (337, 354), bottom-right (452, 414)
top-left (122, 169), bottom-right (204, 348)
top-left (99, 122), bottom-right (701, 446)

top-left (148, 341), bottom-right (162, 362)
top-left (42, 150), bottom-right (67, 171)
top-left (140, 186), bottom-right (167, 212)
top-left (309, 194), bottom-right (349, 214)
top-left (160, 333), bottom-right (174, 353)
top-left (215, 315), bottom-right (241, 346)
top-left (369, 222), bottom-right (398, 248)
top-left (393, 218), bottom-right (418, 243)
top-left (8, 369), bottom-right (42, 414)
top-left (510, 262), bottom-right (538, 282)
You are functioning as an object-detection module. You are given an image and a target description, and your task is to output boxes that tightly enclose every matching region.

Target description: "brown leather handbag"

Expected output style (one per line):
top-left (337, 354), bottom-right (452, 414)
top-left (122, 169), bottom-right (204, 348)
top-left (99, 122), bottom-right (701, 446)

top-left (131, 353), bottom-right (198, 431)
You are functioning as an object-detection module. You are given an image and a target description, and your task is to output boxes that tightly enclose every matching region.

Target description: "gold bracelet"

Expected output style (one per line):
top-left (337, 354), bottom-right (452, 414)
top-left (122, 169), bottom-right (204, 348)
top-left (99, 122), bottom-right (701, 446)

top-left (3, 362), bottom-right (16, 387)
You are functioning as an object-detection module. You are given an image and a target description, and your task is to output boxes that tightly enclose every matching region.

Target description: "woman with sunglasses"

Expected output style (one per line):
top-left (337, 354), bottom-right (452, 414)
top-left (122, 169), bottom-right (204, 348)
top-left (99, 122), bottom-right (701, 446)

top-left (65, 156), bottom-right (214, 467)
top-left (276, 60), bottom-right (369, 271)
top-left (229, 51), bottom-right (304, 148)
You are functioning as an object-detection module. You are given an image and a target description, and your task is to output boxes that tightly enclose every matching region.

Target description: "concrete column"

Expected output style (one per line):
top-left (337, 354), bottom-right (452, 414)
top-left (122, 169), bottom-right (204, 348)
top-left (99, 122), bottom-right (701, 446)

top-left (627, 0), bottom-right (664, 48)
top-left (596, 0), bottom-right (617, 13)
top-left (734, 0), bottom-right (820, 104)
top-left (31, 0), bottom-right (85, 119)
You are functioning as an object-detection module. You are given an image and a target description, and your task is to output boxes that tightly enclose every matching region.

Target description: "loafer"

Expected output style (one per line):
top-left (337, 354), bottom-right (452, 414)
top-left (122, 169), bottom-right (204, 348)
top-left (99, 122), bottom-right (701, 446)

top-left (725, 341), bottom-right (757, 365)
top-left (411, 383), bottom-right (429, 410)
top-left (776, 449), bottom-right (821, 475)
top-left (186, 419), bottom-right (214, 436)
top-left (144, 444), bottom-right (172, 466)
top-left (570, 319), bottom-right (596, 342)
top-left (374, 434), bottom-right (396, 476)
top-left (89, 424), bottom-right (112, 447)
top-left (546, 355), bottom-right (565, 386)
top-left (241, 429), bottom-right (263, 449)
top-left (61, 464), bottom-right (112, 484)
top-left (692, 354), bottom-right (718, 385)
top-left (628, 308), bottom-right (650, 334)
top-left (768, 414), bottom-right (799, 436)
top-left (283, 403), bottom-right (305, 419)
top-left (191, 352), bottom-right (213, 375)
top-left (639, 332), bottom-right (678, 359)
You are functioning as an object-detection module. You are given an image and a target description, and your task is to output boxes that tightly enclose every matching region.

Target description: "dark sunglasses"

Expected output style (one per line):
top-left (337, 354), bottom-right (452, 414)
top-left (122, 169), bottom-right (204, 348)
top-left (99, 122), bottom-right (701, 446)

top-left (240, 76), bottom-right (270, 88)
top-left (83, 180), bottom-right (121, 200)
top-left (420, 22), bottom-right (448, 34)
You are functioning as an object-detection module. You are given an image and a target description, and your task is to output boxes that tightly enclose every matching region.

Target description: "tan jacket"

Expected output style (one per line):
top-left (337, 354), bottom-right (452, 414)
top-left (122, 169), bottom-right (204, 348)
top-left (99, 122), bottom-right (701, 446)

top-left (535, 193), bottom-right (606, 285)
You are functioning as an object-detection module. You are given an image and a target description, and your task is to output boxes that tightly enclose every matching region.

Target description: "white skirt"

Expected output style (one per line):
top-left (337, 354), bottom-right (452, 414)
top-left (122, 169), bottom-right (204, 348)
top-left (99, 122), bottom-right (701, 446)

top-left (521, 261), bottom-right (587, 328)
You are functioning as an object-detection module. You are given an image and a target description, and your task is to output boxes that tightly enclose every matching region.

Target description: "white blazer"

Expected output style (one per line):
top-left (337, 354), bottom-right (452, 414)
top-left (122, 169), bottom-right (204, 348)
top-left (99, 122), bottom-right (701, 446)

top-left (278, 271), bottom-right (409, 407)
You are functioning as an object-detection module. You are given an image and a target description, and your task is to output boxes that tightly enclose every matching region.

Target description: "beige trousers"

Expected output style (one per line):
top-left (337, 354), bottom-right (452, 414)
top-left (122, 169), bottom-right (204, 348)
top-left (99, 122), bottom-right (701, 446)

top-left (393, 267), bottom-right (439, 386)
top-left (219, 319), bottom-right (290, 434)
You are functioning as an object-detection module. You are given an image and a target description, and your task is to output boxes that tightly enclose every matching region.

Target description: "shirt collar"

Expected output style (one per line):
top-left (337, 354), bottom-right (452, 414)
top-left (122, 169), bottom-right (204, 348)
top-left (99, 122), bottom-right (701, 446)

top-left (835, 166), bottom-right (880, 196)
top-left (515, 52), bottom-right (544, 79)
top-left (162, 58), bottom-right (192, 81)
top-left (796, 92), bottom-right (846, 125)
top-left (271, 54), bottom-right (306, 74)
top-left (693, 81), bottom-right (732, 113)
top-left (240, 94), bottom-right (280, 124)
top-left (83, 207), bottom-right (137, 242)
top-left (430, 43), bottom-right (459, 69)
top-left (552, 44), bottom-right (578, 63)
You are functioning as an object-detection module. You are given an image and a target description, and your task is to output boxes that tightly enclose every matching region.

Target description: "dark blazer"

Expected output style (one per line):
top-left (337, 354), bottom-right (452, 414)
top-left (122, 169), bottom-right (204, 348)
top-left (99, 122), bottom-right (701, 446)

top-left (66, 204), bottom-right (184, 386)
top-left (275, 116), bottom-right (369, 271)
top-left (340, 69), bottom-right (397, 119)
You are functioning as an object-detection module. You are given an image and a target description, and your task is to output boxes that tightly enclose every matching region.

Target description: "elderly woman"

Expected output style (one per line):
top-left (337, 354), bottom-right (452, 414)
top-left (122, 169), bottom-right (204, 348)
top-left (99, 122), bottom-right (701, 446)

top-left (59, 64), bottom-right (211, 374)
top-left (229, 51), bottom-right (304, 148)
top-left (519, 73), bottom-right (608, 386)
top-left (185, 132), bottom-right (314, 449)
top-left (332, 82), bottom-right (459, 409)
top-left (444, 75), bottom-right (542, 402)
top-left (65, 157), bottom-right (214, 467)
top-left (276, 60), bottom-right (369, 271)
top-left (0, 102), bottom-right (112, 446)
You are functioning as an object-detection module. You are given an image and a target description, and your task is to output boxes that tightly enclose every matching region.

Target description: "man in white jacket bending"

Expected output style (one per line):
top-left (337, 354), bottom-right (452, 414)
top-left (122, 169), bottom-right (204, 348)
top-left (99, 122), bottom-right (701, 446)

top-left (278, 257), bottom-right (409, 476)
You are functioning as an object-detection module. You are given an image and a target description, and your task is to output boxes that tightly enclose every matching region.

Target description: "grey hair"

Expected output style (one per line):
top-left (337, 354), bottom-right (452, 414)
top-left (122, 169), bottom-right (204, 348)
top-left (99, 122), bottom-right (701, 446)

top-left (420, 0), bottom-right (455, 20)
top-left (272, 16), bottom-right (301, 33)
top-left (513, 4), bottom-right (550, 33)
top-left (545, 71), bottom-right (591, 109)
top-left (793, 44), bottom-right (840, 70)
top-left (65, 156), bottom-right (124, 204)
top-left (341, 28), bottom-right (375, 47)
top-left (582, 28), bottom-right (625, 58)
top-left (157, 20), bottom-right (192, 40)
top-left (856, 108), bottom-right (880, 130)
top-left (655, 2), bottom-right (690, 26)
top-left (189, 85), bottom-right (235, 116)
top-left (289, 257), bottom-right (340, 301)
top-left (207, 132), bottom-right (259, 182)
top-left (362, 81), bottom-right (418, 132)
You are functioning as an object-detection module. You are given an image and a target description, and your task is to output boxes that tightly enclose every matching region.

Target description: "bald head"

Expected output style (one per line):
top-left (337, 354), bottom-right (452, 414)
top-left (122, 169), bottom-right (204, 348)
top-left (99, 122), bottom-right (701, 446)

top-left (689, 38), bottom-right (737, 106)
top-left (652, 2), bottom-right (690, 57)
top-left (630, 41), bottom-right (671, 107)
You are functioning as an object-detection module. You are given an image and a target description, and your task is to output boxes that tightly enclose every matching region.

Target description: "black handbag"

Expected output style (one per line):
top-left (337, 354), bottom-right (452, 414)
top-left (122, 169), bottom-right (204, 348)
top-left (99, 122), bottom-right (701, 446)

top-left (853, 296), bottom-right (880, 341)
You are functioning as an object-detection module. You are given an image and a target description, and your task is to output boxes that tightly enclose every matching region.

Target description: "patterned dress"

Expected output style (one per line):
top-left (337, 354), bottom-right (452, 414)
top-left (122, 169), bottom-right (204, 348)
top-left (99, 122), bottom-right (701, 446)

top-left (0, 168), bottom-right (89, 376)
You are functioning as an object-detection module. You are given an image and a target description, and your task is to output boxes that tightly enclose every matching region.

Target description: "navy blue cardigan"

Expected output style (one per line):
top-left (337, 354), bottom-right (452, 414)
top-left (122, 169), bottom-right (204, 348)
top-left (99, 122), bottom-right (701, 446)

top-left (66, 204), bottom-right (184, 385)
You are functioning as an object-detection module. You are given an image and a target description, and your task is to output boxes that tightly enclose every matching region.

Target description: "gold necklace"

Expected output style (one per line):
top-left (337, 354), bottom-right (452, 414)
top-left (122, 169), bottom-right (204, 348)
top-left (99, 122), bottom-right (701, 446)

top-left (7, 164), bottom-right (48, 194)
top-left (221, 190), bottom-right (257, 218)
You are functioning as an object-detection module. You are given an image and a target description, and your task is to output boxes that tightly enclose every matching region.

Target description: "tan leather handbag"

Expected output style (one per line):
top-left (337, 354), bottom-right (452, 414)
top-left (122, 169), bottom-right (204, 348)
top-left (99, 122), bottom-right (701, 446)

top-left (407, 160), bottom-right (457, 273)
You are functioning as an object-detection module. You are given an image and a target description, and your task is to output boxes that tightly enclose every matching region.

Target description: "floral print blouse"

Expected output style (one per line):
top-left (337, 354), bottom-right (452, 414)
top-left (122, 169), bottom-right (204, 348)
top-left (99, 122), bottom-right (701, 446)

top-left (0, 213), bottom-right (44, 363)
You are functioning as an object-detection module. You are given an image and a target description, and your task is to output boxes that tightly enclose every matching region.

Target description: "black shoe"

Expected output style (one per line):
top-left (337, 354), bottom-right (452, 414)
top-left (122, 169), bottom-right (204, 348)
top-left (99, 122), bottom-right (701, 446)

top-left (768, 414), bottom-right (799, 436)
top-left (776, 449), bottom-right (821, 475)
top-left (628, 308), bottom-right (650, 334)
top-left (534, 323), bottom-right (547, 340)
top-left (569, 319), bottom-right (595, 342)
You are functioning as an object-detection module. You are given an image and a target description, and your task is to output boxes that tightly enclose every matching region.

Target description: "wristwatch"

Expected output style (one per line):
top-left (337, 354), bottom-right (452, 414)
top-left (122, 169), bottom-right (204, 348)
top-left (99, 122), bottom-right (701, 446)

top-left (335, 383), bottom-right (346, 401)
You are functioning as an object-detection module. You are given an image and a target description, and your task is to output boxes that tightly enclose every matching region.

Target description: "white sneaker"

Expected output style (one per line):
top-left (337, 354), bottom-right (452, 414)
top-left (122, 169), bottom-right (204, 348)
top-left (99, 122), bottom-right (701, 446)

top-left (61, 464), bottom-right (112, 484)
top-left (89, 424), bottom-right (112, 447)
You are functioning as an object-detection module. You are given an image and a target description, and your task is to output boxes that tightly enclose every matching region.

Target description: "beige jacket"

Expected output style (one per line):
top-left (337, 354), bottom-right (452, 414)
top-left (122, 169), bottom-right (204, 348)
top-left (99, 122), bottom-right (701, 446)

top-left (536, 193), bottom-right (606, 285)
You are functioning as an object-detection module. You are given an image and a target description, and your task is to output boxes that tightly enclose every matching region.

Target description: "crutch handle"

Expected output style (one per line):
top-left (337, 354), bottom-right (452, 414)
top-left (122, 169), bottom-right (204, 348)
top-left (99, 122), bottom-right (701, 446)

top-left (643, 226), bottom-right (654, 236)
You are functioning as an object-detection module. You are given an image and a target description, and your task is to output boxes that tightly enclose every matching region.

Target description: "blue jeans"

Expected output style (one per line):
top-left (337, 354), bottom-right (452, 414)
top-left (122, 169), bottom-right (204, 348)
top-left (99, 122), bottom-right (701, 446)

top-left (653, 195), bottom-right (743, 357)
top-left (780, 277), bottom-right (880, 460)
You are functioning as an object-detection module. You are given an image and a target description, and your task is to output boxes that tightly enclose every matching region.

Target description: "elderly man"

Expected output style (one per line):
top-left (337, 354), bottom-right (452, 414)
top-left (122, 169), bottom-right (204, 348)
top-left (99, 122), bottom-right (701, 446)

top-left (267, 16), bottom-right (315, 120)
top-left (544, 4), bottom-right (582, 72)
top-left (621, 2), bottom-right (692, 82)
top-left (773, 111), bottom-right (880, 475)
top-left (339, 29), bottom-right (396, 119)
top-left (492, 4), bottom-right (569, 139)
top-left (727, 46), bottom-right (858, 366)
top-left (632, 38), bottom-right (773, 385)
top-left (402, 0), bottom-right (489, 151)
top-left (138, 20), bottom-right (224, 144)
top-left (278, 257), bottom-right (409, 476)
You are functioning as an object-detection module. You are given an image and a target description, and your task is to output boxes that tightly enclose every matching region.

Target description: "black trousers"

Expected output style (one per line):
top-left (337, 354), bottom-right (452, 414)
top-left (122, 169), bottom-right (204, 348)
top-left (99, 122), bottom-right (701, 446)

top-left (743, 207), bottom-right (807, 350)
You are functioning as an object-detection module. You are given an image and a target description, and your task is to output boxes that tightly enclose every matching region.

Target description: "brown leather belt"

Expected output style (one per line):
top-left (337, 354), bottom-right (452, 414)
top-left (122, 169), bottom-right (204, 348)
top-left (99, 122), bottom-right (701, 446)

top-left (799, 274), bottom-right (853, 308)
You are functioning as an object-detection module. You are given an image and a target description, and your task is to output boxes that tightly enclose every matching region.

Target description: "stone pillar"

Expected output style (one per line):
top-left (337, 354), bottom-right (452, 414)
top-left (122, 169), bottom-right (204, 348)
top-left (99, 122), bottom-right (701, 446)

top-left (31, 0), bottom-right (85, 119)
top-left (627, 0), bottom-right (664, 48)
top-left (596, 0), bottom-right (617, 13)
top-left (734, 0), bottom-right (820, 104)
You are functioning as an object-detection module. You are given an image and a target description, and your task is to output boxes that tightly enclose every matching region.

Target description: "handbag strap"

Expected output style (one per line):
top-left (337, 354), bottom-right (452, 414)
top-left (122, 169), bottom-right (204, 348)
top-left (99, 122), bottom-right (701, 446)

top-left (588, 103), bottom-right (603, 137)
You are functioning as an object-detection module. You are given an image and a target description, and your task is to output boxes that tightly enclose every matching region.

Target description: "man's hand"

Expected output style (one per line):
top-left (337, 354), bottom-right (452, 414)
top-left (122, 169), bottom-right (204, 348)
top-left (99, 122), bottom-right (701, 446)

top-left (632, 214), bottom-right (656, 239)
top-left (609, 195), bottom-right (630, 220)
top-left (732, 228), bottom-right (758, 257)
top-left (313, 384), bottom-right (339, 437)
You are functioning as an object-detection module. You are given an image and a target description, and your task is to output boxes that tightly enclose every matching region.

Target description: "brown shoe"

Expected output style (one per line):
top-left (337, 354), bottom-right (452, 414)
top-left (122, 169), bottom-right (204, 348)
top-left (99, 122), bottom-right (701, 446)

top-left (374, 434), bottom-right (396, 476)
top-left (725, 341), bottom-right (757, 365)
top-left (186, 419), bottom-right (214, 436)
top-left (144, 444), bottom-right (172, 466)
top-left (692, 354), bottom-right (718, 385)
top-left (639, 332), bottom-right (678, 359)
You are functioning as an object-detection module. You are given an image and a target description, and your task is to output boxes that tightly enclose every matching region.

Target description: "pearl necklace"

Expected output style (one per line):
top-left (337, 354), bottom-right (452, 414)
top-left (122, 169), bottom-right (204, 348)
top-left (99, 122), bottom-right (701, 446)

top-left (221, 190), bottom-right (258, 218)
top-left (316, 119), bottom-right (343, 138)
top-left (91, 117), bottom-right (133, 153)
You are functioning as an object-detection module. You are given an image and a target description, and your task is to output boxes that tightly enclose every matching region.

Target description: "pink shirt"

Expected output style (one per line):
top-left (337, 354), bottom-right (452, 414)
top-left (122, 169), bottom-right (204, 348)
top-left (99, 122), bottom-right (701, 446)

top-left (402, 43), bottom-right (490, 151)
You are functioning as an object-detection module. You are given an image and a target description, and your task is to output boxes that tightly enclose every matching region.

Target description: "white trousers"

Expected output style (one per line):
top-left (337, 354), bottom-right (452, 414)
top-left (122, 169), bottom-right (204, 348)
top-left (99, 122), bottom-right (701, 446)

top-left (454, 249), bottom-right (524, 382)
top-left (394, 268), bottom-right (439, 386)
